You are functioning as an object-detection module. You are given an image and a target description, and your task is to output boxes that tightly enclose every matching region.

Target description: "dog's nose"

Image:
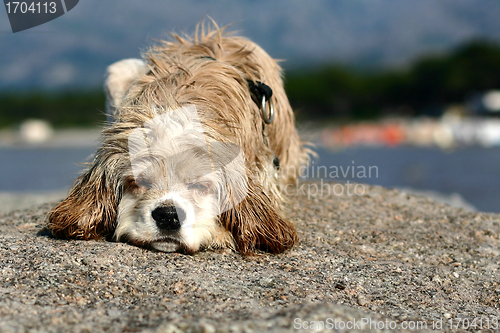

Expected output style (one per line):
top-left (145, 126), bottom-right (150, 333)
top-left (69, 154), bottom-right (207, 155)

top-left (151, 206), bottom-right (186, 231)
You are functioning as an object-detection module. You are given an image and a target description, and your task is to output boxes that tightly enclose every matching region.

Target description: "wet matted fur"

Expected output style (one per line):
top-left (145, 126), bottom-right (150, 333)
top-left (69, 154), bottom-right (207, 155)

top-left (48, 24), bottom-right (310, 255)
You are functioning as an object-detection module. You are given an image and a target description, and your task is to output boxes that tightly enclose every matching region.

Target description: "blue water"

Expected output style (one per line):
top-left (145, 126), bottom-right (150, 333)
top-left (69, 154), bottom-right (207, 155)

top-left (0, 146), bottom-right (499, 213)
top-left (0, 147), bottom-right (95, 192)
top-left (310, 146), bottom-right (500, 213)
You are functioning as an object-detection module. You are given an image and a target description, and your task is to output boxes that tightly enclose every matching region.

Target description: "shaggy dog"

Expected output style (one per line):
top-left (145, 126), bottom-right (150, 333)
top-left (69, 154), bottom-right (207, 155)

top-left (48, 24), bottom-right (309, 254)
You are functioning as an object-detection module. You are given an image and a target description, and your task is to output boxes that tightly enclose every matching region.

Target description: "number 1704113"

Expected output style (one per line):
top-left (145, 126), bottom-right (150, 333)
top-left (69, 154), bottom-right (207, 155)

top-left (5, 2), bottom-right (57, 14)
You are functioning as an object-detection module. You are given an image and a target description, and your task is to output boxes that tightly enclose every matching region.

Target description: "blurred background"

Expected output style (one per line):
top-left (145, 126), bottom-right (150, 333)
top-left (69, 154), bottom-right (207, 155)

top-left (1, 0), bottom-right (500, 212)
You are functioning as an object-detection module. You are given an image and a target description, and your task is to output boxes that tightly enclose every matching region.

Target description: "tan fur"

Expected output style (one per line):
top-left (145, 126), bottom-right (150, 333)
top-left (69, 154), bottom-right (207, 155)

top-left (48, 22), bottom-right (310, 254)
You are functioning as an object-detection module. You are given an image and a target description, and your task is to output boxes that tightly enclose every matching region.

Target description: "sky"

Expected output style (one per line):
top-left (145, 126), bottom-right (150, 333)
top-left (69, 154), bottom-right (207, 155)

top-left (1, 0), bottom-right (500, 90)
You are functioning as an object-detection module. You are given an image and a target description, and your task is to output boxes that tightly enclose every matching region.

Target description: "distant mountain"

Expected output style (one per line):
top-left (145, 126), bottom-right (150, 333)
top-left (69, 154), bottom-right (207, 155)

top-left (1, 0), bottom-right (500, 90)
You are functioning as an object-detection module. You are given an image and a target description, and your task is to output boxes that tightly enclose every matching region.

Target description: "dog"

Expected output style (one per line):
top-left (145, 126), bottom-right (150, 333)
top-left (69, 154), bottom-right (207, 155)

top-left (48, 23), bottom-right (309, 254)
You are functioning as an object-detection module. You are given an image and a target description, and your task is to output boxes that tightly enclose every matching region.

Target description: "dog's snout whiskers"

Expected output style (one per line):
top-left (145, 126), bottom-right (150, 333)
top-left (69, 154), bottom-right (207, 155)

top-left (152, 206), bottom-right (186, 231)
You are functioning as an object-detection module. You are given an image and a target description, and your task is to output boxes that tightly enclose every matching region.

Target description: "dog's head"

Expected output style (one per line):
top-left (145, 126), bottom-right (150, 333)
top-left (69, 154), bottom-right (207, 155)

top-left (48, 24), bottom-right (301, 254)
top-left (115, 105), bottom-right (247, 253)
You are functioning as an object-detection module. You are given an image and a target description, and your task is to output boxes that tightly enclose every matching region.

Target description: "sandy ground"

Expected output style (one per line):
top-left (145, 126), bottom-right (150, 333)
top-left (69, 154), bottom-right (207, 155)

top-left (0, 187), bottom-right (474, 215)
top-left (0, 182), bottom-right (498, 332)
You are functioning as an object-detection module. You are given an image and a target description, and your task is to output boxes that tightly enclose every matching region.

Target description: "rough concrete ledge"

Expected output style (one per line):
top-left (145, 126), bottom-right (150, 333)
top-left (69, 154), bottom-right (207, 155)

top-left (0, 182), bottom-right (499, 332)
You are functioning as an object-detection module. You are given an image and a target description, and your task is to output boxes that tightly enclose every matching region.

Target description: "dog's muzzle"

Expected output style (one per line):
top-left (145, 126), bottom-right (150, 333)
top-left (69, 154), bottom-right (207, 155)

top-left (151, 206), bottom-right (186, 231)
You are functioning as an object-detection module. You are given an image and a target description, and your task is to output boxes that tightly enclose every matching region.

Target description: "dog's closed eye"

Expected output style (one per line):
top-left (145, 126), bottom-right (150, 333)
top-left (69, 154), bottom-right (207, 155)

top-left (187, 181), bottom-right (211, 194)
top-left (125, 177), bottom-right (149, 193)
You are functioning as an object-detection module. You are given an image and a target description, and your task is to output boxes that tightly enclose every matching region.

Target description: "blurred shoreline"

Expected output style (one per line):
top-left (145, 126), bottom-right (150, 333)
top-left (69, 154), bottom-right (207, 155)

top-left (0, 128), bottom-right (101, 148)
top-left (320, 116), bottom-right (500, 150)
top-left (3, 114), bottom-right (500, 149)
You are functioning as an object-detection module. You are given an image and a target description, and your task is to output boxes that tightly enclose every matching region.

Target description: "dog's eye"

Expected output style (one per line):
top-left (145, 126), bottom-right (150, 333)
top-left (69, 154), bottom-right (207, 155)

top-left (125, 177), bottom-right (149, 193)
top-left (187, 182), bottom-right (210, 193)
top-left (136, 179), bottom-right (152, 189)
top-left (125, 178), bottom-right (138, 189)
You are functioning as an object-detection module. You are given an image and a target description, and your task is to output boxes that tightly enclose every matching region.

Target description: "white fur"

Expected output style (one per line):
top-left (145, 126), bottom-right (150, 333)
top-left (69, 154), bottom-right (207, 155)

top-left (105, 58), bottom-right (149, 119)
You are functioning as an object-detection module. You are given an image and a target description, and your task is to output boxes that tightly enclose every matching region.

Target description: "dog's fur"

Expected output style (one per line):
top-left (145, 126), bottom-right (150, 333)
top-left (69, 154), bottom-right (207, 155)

top-left (48, 24), bottom-right (309, 254)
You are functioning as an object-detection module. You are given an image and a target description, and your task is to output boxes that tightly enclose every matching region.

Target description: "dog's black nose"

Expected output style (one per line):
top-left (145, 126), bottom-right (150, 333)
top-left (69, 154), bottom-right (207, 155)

top-left (151, 206), bottom-right (185, 231)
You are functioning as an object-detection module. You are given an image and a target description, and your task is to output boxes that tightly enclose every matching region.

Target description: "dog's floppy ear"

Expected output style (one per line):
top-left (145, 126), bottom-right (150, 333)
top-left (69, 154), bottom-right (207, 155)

top-left (48, 150), bottom-right (121, 240)
top-left (221, 185), bottom-right (298, 255)
top-left (105, 58), bottom-right (149, 119)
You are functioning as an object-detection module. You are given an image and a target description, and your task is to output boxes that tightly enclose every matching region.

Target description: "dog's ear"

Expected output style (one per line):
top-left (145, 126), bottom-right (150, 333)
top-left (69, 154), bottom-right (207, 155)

top-left (221, 186), bottom-right (298, 255)
top-left (48, 151), bottom-right (121, 240)
top-left (105, 58), bottom-right (149, 119)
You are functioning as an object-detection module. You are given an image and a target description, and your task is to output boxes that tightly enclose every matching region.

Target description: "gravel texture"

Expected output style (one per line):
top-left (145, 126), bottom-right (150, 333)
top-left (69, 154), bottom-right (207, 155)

top-left (0, 182), bottom-right (499, 332)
